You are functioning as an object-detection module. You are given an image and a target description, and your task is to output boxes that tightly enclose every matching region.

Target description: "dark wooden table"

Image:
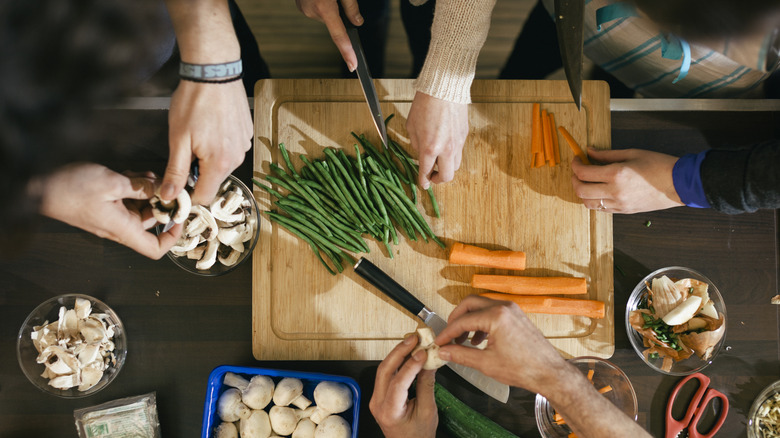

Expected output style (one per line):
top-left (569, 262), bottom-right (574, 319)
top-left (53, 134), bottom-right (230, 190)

top-left (1, 101), bottom-right (778, 437)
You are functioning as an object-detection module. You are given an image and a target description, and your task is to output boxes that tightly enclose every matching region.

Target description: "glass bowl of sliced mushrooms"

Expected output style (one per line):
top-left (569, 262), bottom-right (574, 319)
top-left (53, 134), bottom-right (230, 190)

top-left (625, 266), bottom-right (727, 375)
top-left (162, 174), bottom-right (260, 276)
top-left (17, 294), bottom-right (127, 398)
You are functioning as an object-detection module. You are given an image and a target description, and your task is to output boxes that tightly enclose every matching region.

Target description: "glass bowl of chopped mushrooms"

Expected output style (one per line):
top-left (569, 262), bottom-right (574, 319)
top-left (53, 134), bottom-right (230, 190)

top-left (625, 266), bottom-right (727, 376)
top-left (535, 357), bottom-right (637, 438)
top-left (163, 174), bottom-right (260, 276)
top-left (748, 379), bottom-right (780, 437)
top-left (17, 294), bottom-right (127, 398)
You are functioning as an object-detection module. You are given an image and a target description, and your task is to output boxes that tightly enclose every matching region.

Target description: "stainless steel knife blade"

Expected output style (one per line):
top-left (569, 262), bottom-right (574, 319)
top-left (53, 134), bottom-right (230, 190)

top-left (554, 0), bottom-right (584, 110)
top-left (353, 258), bottom-right (510, 403)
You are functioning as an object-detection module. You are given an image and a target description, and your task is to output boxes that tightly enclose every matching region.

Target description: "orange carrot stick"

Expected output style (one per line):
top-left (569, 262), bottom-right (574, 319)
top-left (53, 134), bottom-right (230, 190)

top-left (598, 385), bottom-right (613, 394)
top-left (471, 275), bottom-right (587, 295)
top-left (587, 369), bottom-right (595, 382)
top-left (531, 103), bottom-right (542, 168)
top-left (558, 126), bottom-right (590, 165)
top-left (549, 112), bottom-right (560, 165)
top-left (542, 109), bottom-right (554, 166)
top-left (449, 242), bottom-right (526, 270)
top-left (478, 293), bottom-right (606, 319)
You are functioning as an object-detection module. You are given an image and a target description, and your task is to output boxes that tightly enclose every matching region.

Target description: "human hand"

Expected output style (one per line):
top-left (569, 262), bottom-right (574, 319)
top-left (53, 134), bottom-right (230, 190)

top-left (296, 0), bottom-right (363, 72)
top-left (38, 163), bottom-right (182, 259)
top-left (369, 334), bottom-right (438, 438)
top-left (435, 295), bottom-right (567, 393)
top-left (571, 148), bottom-right (683, 213)
top-left (406, 92), bottom-right (468, 189)
top-left (164, 79), bottom-right (252, 206)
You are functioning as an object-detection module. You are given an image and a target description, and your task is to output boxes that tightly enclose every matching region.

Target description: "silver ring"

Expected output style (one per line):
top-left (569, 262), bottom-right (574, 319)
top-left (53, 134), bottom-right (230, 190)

top-left (598, 199), bottom-right (606, 211)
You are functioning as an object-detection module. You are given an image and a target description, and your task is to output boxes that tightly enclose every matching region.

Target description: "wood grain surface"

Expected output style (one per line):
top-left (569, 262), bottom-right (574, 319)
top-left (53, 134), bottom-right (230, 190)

top-left (252, 79), bottom-right (614, 360)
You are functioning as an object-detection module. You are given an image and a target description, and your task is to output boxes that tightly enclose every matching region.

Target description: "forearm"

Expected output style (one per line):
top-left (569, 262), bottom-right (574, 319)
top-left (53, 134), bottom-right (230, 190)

top-left (543, 364), bottom-right (650, 438)
top-left (415, 0), bottom-right (497, 104)
top-left (700, 140), bottom-right (780, 213)
top-left (164, 0), bottom-right (239, 63)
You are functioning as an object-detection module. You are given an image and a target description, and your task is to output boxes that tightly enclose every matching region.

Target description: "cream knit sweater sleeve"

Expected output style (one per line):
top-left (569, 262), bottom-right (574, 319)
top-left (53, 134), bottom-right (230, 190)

top-left (414, 0), bottom-right (498, 104)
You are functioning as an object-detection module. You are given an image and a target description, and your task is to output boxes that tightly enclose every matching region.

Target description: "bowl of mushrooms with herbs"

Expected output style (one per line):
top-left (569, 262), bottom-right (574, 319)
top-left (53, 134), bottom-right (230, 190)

top-left (17, 294), bottom-right (126, 398)
top-left (156, 174), bottom-right (260, 276)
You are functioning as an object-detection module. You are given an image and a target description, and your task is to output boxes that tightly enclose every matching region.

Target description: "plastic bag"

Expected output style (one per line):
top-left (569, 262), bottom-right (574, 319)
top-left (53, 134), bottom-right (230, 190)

top-left (74, 392), bottom-right (161, 438)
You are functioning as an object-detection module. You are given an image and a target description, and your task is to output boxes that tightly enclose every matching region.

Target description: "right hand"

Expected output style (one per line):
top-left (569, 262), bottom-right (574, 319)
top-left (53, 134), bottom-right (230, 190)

top-left (435, 295), bottom-right (568, 393)
top-left (406, 92), bottom-right (469, 189)
top-left (295, 0), bottom-right (363, 72)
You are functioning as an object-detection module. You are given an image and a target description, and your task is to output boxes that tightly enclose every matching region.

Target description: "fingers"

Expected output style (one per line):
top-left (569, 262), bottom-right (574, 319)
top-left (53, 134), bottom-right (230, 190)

top-left (417, 153), bottom-right (436, 190)
top-left (384, 349), bottom-right (427, 410)
top-left (120, 176), bottom-right (157, 200)
top-left (163, 134), bottom-right (193, 202)
top-left (414, 369), bottom-right (437, 412)
top-left (340, 0), bottom-right (363, 25)
top-left (437, 343), bottom-right (489, 371)
top-left (121, 222), bottom-right (182, 260)
top-left (430, 152), bottom-right (456, 185)
top-left (436, 298), bottom-right (498, 346)
top-left (374, 334), bottom-right (418, 398)
top-left (319, 2), bottom-right (358, 72)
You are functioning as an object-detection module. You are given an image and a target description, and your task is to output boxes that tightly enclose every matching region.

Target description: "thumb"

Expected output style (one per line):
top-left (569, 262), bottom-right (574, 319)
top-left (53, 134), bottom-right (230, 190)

top-left (585, 147), bottom-right (633, 164)
top-left (162, 137), bottom-right (193, 201)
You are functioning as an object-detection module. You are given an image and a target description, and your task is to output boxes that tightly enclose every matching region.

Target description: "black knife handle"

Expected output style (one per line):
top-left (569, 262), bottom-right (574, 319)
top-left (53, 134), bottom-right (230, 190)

top-left (354, 258), bottom-right (425, 317)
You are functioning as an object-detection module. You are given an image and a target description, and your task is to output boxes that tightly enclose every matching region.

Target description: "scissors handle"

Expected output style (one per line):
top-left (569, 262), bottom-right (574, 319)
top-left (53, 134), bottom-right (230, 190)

top-left (688, 389), bottom-right (729, 438)
top-left (665, 373), bottom-right (711, 438)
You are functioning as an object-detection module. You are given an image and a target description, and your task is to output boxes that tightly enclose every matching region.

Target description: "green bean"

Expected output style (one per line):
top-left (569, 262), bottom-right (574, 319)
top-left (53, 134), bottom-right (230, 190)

top-left (355, 145), bottom-right (367, 191)
top-left (324, 149), bottom-right (379, 234)
top-left (274, 201), bottom-right (332, 237)
top-left (278, 199), bottom-right (369, 253)
top-left (278, 143), bottom-right (300, 179)
top-left (266, 214), bottom-right (336, 275)
top-left (252, 179), bottom-right (285, 200)
top-left (267, 212), bottom-right (358, 255)
top-left (370, 175), bottom-right (445, 248)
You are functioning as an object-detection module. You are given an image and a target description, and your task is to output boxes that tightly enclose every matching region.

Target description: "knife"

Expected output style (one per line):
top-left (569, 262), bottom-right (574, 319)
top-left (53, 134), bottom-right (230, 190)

top-left (341, 13), bottom-right (389, 148)
top-left (554, 0), bottom-right (584, 110)
top-left (353, 257), bottom-right (510, 403)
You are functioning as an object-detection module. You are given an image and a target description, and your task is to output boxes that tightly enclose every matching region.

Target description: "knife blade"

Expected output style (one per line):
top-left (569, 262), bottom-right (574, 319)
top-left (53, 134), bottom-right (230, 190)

top-left (353, 257), bottom-right (510, 403)
top-left (554, 0), bottom-right (584, 110)
top-left (342, 15), bottom-right (389, 148)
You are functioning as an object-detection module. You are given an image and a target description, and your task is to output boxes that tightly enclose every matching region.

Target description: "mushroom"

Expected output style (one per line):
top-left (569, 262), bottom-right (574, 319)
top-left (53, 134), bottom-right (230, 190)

top-left (150, 187), bottom-right (192, 225)
top-left (269, 405), bottom-right (299, 436)
top-left (293, 418), bottom-right (316, 438)
top-left (241, 375), bottom-right (275, 410)
top-left (217, 388), bottom-right (252, 422)
top-left (309, 382), bottom-right (353, 424)
top-left (186, 206), bottom-right (218, 241)
top-left (196, 239), bottom-right (220, 270)
top-left (314, 415), bottom-right (351, 438)
top-left (223, 372), bottom-right (250, 391)
top-left (210, 188), bottom-right (245, 223)
top-left (214, 422), bottom-right (238, 438)
top-left (412, 327), bottom-right (448, 370)
top-left (239, 409), bottom-right (272, 438)
top-left (273, 377), bottom-right (312, 409)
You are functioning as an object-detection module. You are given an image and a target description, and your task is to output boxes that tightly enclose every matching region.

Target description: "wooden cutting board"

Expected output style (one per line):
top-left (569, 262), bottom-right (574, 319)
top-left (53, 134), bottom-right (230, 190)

top-left (252, 79), bottom-right (613, 360)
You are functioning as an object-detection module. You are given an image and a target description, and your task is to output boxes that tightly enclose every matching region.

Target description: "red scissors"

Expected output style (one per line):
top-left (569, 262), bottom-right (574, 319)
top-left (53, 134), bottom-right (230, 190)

top-left (665, 372), bottom-right (729, 438)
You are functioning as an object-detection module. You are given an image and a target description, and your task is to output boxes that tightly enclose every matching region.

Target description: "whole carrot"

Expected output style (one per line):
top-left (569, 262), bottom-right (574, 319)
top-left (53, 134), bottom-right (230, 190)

top-left (471, 274), bottom-right (586, 295)
top-left (449, 242), bottom-right (526, 270)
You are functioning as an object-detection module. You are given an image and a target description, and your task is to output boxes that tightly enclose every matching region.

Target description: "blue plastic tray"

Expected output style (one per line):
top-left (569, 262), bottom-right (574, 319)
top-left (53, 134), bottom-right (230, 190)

top-left (201, 365), bottom-right (360, 438)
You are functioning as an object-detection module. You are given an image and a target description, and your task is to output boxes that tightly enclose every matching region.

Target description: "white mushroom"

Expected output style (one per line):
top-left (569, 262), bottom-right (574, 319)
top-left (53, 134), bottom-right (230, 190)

top-left (309, 382), bottom-right (353, 424)
top-left (214, 422), bottom-right (239, 438)
top-left (273, 377), bottom-right (312, 409)
top-left (210, 188), bottom-right (245, 223)
top-left (170, 235), bottom-right (199, 253)
top-left (78, 366), bottom-right (103, 391)
top-left (412, 327), bottom-right (448, 370)
top-left (293, 418), bottom-right (316, 438)
top-left (269, 405), bottom-right (299, 436)
top-left (298, 406), bottom-right (316, 419)
top-left (187, 245), bottom-right (206, 260)
top-left (218, 223), bottom-right (247, 247)
top-left (150, 187), bottom-right (192, 224)
top-left (196, 239), bottom-right (219, 270)
top-left (217, 388), bottom-right (252, 422)
top-left (218, 248), bottom-right (242, 267)
top-left (241, 375), bottom-right (275, 410)
top-left (223, 372), bottom-right (250, 391)
top-left (314, 415), bottom-right (351, 438)
top-left (186, 205), bottom-right (219, 241)
top-left (239, 409), bottom-right (272, 438)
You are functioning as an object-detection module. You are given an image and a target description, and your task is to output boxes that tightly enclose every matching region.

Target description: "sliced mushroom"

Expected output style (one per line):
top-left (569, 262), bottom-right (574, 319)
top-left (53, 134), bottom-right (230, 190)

top-left (196, 239), bottom-right (219, 270)
top-left (210, 189), bottom-right (245, 223)
top-left (150, 187), bottom-right (192, 224)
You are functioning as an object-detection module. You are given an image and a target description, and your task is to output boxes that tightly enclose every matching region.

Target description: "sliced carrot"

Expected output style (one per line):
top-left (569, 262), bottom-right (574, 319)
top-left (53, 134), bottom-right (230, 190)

top-left (554, 412), bottom-right (565, 423)
top-left (531, 103), bottom-right (542, 168)
top-left (598, 385), bottom-right (613, 394)
top-left (549, 112), bottom-right (561, 165)
top-left (568, 434), bottom-right (579, 438)
top-left (471, 275), bottom-right (586, 295)
top-left (558, 126), bottom-right (590, 165)
top-left (479, 293), bottom-right (606, 319)
top-left (534, 150), bottom-right (546, 168)
top-left (542, 109), bottom-right (554, 166)
top-left (449, 242), bottom-right (526, 270)
top-left (587, 369), bottom-right (595, 382)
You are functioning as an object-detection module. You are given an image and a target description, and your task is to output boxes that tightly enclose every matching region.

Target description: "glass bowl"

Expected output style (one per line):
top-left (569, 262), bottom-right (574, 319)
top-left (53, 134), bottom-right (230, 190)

top-left (535, 357), bottom-right (637, 437)
top-left (17, 294), bottom-right (127, 398)
top-left (165, 174), bottom-right (260, 276)
top-left (748, 379), bottom-right (780, 437)
top-left (625, 266), bottom-right (727, 376)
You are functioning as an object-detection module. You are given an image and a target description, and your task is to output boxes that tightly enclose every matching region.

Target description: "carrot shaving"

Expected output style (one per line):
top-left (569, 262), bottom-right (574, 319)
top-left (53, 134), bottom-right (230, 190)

top-left (542, 109), bottom-right (554, 167)
top-left (531, 103), bottom-right (542, 168)
top-left (558, 126), bottom-right (590, 165)
top-left (549, 112), bottom-right (560, 165)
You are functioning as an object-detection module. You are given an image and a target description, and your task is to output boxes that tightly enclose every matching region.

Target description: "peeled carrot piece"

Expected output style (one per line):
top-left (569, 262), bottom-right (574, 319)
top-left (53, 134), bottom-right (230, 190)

top-left (598, 385), bottom-right (613, 394)
top-left (542, 109), bottom-right (554, 166)
top-left (558, 126), bottom-right (590, 165)
top-left (479, 293), bottom-right (606, 319)
top-left (549, 112), bottom-right (561, 165)
top-left (531, 103), bottom-right (542, 168)
top-left (471, 275), bottom-right (586, 295)
top-left (449, 242), bottom-right (526, 270)
top-left (587, 369), bottom-right (595, 382)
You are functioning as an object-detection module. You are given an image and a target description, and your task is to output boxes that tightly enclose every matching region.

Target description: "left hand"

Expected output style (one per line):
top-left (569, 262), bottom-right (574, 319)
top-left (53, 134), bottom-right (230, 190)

top-left (38, 163), bottom-right (182, 259)
top-left (407, 91), bottom-right (469, 189)
top-left (571, 147), bottom-right (684, 213)
top-left (369, 334), bottom-right (438, 438)
top-left (163, 75), bottom-right (252, 206)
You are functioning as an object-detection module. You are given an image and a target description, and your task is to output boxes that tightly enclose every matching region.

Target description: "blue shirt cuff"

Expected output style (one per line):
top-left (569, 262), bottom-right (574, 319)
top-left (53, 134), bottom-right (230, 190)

top-left (672, 151), bottom-right (711, 208)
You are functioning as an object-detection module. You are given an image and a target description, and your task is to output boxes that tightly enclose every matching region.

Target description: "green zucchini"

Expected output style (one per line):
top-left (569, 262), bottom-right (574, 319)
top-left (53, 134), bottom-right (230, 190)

top-left (434, 383), bottom-right (519, 438)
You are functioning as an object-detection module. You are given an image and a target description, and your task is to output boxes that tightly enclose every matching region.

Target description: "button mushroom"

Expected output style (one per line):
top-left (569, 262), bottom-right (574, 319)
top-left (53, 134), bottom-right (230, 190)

top-left (412, 327), bottom-right (448, 370)
top-left (241, 375), bottom-right (275, 410)
top-left (217, 388), bottom-right (252, 422)
top-left (150, 186), bottom-right (192, 225)
top-left (293, 418), bottom-right (316, 438)
top-left (309, 382), bottom-right (353, 424)
top-left (214, 422), bottom-right (239, 438)
top-left (314, 415), bottom-right (351, 438)
top-left (273, 377), bottom-right (312, 409)
top-left (269, 405), bottom-right (299, 436)
top-left (223, 372), bottom-right (250, 391)
top-left (240, 409), bottom-right (272, 438)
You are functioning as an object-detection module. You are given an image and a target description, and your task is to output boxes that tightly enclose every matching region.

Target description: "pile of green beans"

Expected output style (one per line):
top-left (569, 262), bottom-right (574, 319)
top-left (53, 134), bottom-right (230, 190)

top-left (252, 131), bottom-right (443, 275)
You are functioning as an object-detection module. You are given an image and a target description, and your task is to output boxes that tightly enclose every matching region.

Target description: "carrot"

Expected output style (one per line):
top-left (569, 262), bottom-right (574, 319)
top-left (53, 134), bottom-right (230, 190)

top-left (587, 369), bottom-right (595, 382)
top-left (471, 274), bottom-right (586, 295)
top-left (568, 434), bottom-right (579, 438)
top-left (531, 103), bottom-right (542, 168)
top-left (449, 242), bottom-right (526, 270)
top-left (598, 385), bottom-right (613, 394)
top-left (558, 126), bottom-right (590, 165)
top-left (542, 109), bottom-right (554, 166)
top-left (549, 112), bottom-right (561, 165)
top-left (478, 293), bottom-right (606, 319)
top-left (553, 412), bottom-right (566, 423)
